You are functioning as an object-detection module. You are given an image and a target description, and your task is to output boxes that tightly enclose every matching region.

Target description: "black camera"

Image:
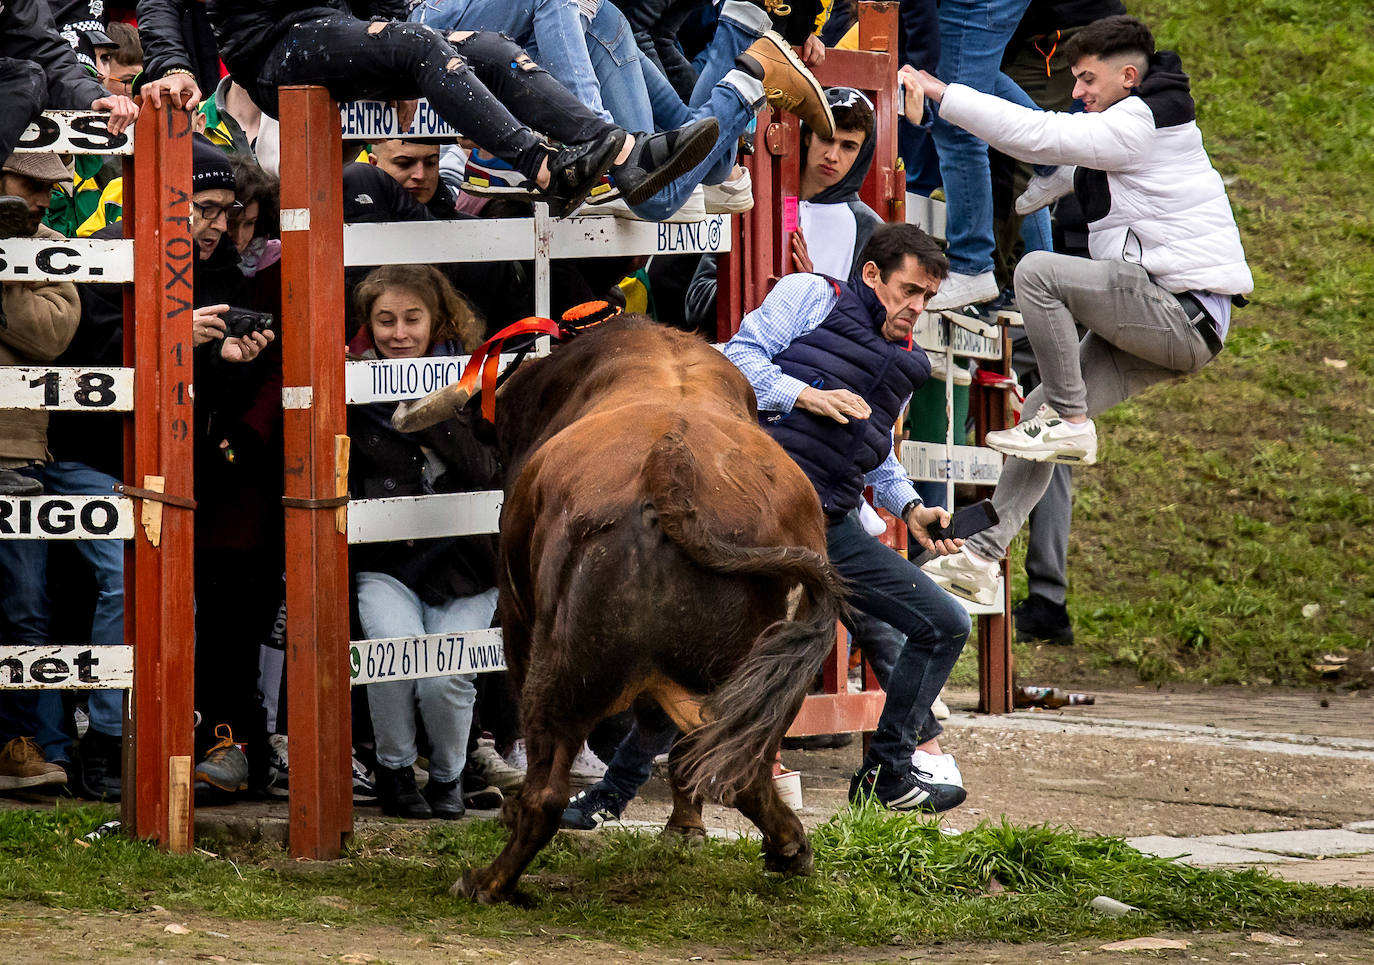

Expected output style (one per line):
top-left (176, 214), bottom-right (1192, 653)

top-left (222, 307), bottom-right (276, 339)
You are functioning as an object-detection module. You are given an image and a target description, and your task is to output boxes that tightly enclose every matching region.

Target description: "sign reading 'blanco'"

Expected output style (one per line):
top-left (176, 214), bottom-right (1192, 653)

top-left (0, 645), bottom-right (133, 689)
top-left (0, 496), bottom-right (134, 540)
top-left (350, 629), bottom-right (506, 686)
top-left (339, 99), bottom-right (460, 141)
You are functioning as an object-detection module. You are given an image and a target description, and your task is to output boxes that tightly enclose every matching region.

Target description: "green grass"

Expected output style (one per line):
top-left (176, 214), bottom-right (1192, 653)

top-left (4, 806), bottom-right (1370, 950)
top-left (1012, 0), bottom-right (1374, 686)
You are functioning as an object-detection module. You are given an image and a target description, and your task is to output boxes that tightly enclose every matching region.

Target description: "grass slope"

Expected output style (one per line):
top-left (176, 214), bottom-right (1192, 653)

top-left (1017, 0), bottom-right (1374, 685)
top-left (3, 807), bottom-right (1371, 950)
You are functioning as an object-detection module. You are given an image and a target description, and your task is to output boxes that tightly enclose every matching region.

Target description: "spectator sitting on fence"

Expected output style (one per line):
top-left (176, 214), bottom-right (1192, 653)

top-left (906, 15), bottom-right (1253, 605)
top-left (413, 0), bottom-right (831, 221)
top-left (130, 0), bottom-right (208, 110)
top-left (195, 0), bottom-right (718, 219)
top-left (0, 151), bottom-right (86, 796)
top-left (0, 0), bottom-right (137, 232)
top-left (348, 264), bottom-right (504, 820)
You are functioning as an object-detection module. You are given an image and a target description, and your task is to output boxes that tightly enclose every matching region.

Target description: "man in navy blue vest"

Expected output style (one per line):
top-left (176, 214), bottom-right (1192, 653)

top-left (724, 222), bottom-right (973, 812)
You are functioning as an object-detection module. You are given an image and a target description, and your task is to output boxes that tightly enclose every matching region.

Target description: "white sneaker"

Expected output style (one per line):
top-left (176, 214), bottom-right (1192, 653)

top-left (927, 270), bottom-right (999, 311)
top-left (923, 547), bottom-right (1000, 606)
top-left (504, 738), bottom-right (527, 772)
top-left (569, 743), bottom-right (608, 787)
top-left (470, 738), bottom-right (526, 793)
top-left (582, 184), bottom-right (708, 222)
top-left (703, 167), bottom-right (754, 213)
top-left (911, 749), bottom-right (963, 793)
top-left (1015, 165), bottom-right (1076, 216)
top-left (931, 693), bottom-right (951, 720)
top-left (985, 405), bottom-right (1097, 464)
top-left (924, 351), bottom-right (972, 385)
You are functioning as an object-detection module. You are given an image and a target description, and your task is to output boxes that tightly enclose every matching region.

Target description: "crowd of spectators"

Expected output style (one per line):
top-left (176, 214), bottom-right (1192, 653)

top-left (0, 0), bottom-right (1249, 826)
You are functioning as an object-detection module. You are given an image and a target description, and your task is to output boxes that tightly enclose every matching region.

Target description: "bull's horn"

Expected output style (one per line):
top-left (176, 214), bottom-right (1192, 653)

top-left (391, 382), bottom-right (472, 432)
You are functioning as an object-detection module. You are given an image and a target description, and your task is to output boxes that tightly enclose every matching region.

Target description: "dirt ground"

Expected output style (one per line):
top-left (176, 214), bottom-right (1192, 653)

top-left (3, 902), bottom-right (1373, 965)
top-left (4, 685), bottom-right (1371, 963)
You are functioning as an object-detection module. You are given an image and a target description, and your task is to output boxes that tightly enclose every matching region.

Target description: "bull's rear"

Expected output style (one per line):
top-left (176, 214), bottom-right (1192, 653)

top-left (454, 319), bottom-right (843, 903)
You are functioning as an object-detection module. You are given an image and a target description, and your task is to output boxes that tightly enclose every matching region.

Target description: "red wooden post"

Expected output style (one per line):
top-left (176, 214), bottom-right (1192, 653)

top-left (123, 101), bottom-right (197, 850)
top-left (278, 85), bottom-right (353, 858)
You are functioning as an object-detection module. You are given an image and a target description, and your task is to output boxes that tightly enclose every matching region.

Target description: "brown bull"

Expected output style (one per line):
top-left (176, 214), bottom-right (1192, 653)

top-left (396, 317), bottom-right (843, 903)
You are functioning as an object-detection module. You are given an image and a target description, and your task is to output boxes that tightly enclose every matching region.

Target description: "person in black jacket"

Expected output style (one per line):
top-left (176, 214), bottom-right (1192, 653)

top-left (197, 0), bottom-right (717, 217)
top-left (0, 0), bottom-right (136, 209)
top-left (348, 264), bottom-right (499, 820)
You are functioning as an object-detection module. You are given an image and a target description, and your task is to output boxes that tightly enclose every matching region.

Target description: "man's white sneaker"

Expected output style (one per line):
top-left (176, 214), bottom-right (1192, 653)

top-left (703, 168), bottom-right (754, 213)
top-left (569, 743), bottom-right (608, 787)
top-left (911, 749), bottom-right (964, 795)
top-left (923, 547), bottom-right (1000, 606)
top-left (582, 184), bottom-right (708, 222)
top-left (985, 405), bottom-right (1097, 464)
top-left (1015, 165), bottom-right (1076, 215)
top-left (927, 270), bottom-right (999, 311)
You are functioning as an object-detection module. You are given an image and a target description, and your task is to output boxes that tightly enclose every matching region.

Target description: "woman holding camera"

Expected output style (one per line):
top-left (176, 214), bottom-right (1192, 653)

top-left (348, 265), bottom-right (499, 820)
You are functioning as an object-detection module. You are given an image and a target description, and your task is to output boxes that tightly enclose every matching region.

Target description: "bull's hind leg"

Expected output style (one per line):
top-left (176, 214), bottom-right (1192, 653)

top-left (664, 744), bottom-right (707, 843)
top-left (455, 719), bottom-right (584, 904)
top-left (733, 761), bottom-right (813, 877)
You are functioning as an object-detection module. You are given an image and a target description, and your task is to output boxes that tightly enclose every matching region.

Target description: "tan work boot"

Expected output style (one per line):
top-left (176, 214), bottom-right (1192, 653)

top-left (0, 736), bottom-right (69, 791)
top-left (736, 31), bottom-right (835, 139)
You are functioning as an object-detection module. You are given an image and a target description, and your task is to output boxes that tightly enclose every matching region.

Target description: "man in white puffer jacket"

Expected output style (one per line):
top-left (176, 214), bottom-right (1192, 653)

top-left (901, 14), bottom-right (1254, 605)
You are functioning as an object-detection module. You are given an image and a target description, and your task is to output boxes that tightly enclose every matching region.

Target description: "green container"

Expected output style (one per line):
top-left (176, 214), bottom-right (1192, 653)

top-left (907, 369), bottom-right (970, 443)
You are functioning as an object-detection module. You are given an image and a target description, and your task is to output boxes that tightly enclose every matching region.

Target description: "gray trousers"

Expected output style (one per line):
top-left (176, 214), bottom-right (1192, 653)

top-left (1011, 331), bottom-right (1073, 605)
top-left (969, 253), bottom-right (1218, 561)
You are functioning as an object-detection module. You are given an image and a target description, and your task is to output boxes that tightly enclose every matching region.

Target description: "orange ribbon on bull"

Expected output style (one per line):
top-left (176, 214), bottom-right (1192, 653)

top-left (455, 316), bottom-right (563, 422)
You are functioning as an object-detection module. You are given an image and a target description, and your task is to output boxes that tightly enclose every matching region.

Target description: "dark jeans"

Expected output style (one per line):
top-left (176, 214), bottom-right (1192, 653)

top-left (828, 512), bottom-right (969, 768)
top-left (257, 17), bottom-right (616, 180)
top-left (0, 57), bottom-right (47, 166)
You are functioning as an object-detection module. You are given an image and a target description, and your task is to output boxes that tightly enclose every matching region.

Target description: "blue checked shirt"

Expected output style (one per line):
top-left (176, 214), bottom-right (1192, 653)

top-left (723, 274), bottom-right (922, 516)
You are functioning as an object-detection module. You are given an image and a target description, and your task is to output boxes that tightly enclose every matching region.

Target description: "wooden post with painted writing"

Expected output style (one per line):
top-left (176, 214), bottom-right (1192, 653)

top-left (278, 85), bottom-right (353, 859)
top-left (123, 101), bottom-right (197, 850)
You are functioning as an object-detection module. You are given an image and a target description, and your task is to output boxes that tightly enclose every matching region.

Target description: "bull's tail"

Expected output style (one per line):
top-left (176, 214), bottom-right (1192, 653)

top-left (643, 427), bottom-right (845, 803)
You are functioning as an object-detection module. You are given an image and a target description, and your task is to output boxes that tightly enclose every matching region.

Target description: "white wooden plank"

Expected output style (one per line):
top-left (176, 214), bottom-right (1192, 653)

top-left (0, 237), bottom-right (133, 283)
top-left (0, 366), bottom-right (133, 412)
top-left (17, 111), bottom-right (133, 155)
top-left (344, 219), bottom-right (530, 266)
top-left (905, 192), bottom-right (947, 241)
top-left (339, 99), bottom-right (461, 141)
top-left (0, 495), bottom-right (134, 540)
top-left (0, 645), bottom-right (133, 689)
top-left (343, 212), bottom-right (731, 267)
top-left (346, 353), bottom-right (537, 404)
top-left (550, 212), bottom-right (732, 258)
top-left (912, 310), bottom-right (1002, 360)
top-left (900, 440), bottom-right (1003, 485)
top-left (349, 629), bottom-right (506, 685)
top-left (346, 490), bottom-right (502, 543)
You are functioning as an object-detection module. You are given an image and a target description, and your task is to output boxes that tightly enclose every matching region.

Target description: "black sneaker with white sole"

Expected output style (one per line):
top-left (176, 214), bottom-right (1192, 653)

top-left (541, 129), bottom-right (626, 217)
top-left (561, 784), bottom-right (629, 830)
top-left (848, 760), bottom-right (966, 813)
top-left (607, 118), bottom-right (719, 207)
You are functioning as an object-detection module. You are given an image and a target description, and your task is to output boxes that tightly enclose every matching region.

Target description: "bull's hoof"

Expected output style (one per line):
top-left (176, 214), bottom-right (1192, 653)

top-left (662, 824), bottom-right (707, 847)
top-left (763, 840), bottom-right (814, 877)
top-left (452, 869), bottom-right (504, 905)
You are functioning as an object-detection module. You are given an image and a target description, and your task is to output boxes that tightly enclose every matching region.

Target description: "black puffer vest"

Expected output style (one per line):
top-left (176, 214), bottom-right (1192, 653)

top-left (763, 276), bottom-right (929, 517)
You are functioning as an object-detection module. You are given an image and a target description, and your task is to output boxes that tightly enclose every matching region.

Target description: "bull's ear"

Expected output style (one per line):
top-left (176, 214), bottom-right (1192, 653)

top-left (392, 383), bottom-right (473, 433)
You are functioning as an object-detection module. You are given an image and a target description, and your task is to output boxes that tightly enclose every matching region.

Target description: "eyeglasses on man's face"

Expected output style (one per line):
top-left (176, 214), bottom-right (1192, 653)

top-left (191, 199), bottom-right (245, 222)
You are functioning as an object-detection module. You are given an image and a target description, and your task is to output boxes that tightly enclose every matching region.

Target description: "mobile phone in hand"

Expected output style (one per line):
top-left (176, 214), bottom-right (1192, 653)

top-left (222, 307), bottom-right (276, 339)
top-left (926, 499), bottom-right (998, 543)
